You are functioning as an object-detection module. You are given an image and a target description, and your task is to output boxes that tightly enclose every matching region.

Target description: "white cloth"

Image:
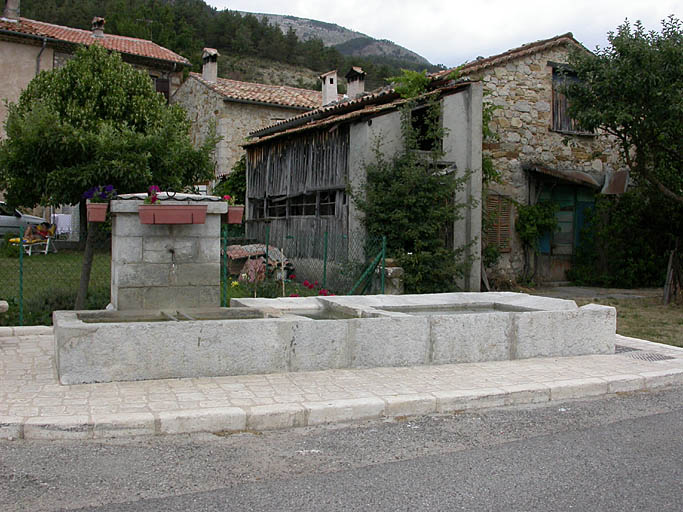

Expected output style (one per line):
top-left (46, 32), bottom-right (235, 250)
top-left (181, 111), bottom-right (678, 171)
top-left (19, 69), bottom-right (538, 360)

top-left (52, 214), bottom-right (72, 235)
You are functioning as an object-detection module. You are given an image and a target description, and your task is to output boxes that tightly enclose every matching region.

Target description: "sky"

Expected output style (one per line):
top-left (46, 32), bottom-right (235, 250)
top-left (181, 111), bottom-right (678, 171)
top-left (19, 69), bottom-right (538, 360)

top-left (204, 0), bottom-right (681, 67)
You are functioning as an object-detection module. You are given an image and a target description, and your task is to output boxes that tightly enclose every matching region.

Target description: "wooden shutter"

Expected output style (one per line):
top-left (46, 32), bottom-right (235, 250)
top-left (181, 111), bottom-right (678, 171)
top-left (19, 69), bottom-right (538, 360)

top-left (485, 195), bottom-right (511, 253)
top-left (155, 78), bottom-right (170, 101)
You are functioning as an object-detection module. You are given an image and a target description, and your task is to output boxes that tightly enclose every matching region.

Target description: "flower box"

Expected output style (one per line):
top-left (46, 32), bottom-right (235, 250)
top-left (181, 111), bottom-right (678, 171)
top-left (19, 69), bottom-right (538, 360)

top-left (138, 204), bottom-right (207, 225)
top-left (86, 202), bottom-right (108, 223)
top-left (223, 205), bottom-right (245, 225)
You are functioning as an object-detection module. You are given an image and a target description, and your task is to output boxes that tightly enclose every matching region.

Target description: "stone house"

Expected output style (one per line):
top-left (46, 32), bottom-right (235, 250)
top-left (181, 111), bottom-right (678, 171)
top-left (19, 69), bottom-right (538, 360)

top-left (171, 50), bottom-right (332, 181)
top-left (243, 74), bottom-right (483, 291)
top-left (433, 33), bottom-right (628, 283)
top-left (0, 1), bottom-right (190, 140)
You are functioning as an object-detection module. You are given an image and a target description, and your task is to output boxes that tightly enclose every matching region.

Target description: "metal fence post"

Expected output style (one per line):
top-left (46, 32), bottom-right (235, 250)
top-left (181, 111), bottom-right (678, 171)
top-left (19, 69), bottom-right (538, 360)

top-left (221, 225), bottom-right (228, 307)
top-left (265, 223), bottom-right (270, 271)
top-left (322, 231), bottom-right (329, 289)
top-left (381, 235), bottom-right (386, 294)
top-left (18, 238), bottom-right (24, 326)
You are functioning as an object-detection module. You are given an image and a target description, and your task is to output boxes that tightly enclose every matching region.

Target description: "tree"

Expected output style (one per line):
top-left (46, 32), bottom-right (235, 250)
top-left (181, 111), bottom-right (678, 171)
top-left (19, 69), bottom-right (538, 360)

top-left (565, 16), bottom-right (683, 205)
top-left (0, 44), bottom-right (215, 307)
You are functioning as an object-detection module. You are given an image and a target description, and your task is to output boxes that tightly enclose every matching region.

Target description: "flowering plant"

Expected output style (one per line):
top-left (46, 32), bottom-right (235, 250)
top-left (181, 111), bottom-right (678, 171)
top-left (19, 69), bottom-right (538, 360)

top-left (144, 185), bottom-right (161, 204)
top-left (222, 195), bottom-right (236, 205)
top-left (83, 185), bottom-right (116, 203)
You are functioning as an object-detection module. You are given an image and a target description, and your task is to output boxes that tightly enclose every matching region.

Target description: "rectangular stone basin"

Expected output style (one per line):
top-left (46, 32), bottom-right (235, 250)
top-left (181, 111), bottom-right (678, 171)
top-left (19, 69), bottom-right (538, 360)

top-left (53, 292), bottom-right (616, 385)
top-left (376, 303), bottom-right (537, 316)
top-left (76, 308), bottom-right (270, 323)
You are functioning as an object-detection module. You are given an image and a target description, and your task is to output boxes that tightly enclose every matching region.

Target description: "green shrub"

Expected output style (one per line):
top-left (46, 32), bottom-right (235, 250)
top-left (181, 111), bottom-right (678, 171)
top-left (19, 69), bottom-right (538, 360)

top-left (1, 232), bottom-right (21, 258)
top-left (567, 189), bottom-right (681, 288)
top-left (0, 285), bottom-right (110, 326)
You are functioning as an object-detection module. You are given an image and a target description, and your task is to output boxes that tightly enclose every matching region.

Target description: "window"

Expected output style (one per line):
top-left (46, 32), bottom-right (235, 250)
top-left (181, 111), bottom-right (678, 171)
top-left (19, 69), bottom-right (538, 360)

top-left (250, 199), bottom-right (265, 220)
top-left (319, 191), bottom-right (337, 216)
top-left (411, 105), bottom-right (441, 151)
top-left (289, 193), bottom-right (317, 216)
top-left (485, 194), bottom-right (512, 253)
top-left (551, 67), bottom-right (591, 135)
top-left (251, 190), bottom-right (342, 219)
top-left (151, 76), bottom-right (170, 101)
top-left (267, 196), bottom-right (287, 218)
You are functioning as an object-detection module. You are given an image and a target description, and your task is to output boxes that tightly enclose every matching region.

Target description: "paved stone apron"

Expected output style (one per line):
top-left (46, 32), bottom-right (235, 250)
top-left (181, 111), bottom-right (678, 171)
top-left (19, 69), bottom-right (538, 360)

top-left (1, 328), bottom-right (682, 440)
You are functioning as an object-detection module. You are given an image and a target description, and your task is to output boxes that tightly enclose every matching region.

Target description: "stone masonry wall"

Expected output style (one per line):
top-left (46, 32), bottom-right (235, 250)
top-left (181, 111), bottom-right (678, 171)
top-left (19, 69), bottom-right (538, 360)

top-left (110, 198), bottom-right (227, 311)
top-left (171, 76), bottom-right (309, 179)
top-left (465, 44), bottom-right (627, 280)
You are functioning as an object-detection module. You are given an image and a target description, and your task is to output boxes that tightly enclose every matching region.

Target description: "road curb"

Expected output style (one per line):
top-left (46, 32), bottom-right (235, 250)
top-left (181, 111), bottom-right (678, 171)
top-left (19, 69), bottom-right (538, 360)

top-left (3, 369), bottom-right (681, 441)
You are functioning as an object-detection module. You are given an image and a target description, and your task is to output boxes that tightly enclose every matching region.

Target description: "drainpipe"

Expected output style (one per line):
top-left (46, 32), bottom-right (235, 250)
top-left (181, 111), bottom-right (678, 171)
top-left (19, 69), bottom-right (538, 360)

top-left (35, 36), bottom-right (47, 76)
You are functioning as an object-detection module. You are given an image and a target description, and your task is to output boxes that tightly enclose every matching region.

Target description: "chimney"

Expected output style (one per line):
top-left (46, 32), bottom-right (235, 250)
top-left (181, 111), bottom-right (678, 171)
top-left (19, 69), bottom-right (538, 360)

top-left (91, 17), bottom-right (105, 38)
top-left (202, 48), bottom-right (219, 83)
top-left (319, 70), bottom-right (338, 106)
top-left (2, 0), bottom-right (20, 21)
top-left (345, 67), bottom-right (366, 99)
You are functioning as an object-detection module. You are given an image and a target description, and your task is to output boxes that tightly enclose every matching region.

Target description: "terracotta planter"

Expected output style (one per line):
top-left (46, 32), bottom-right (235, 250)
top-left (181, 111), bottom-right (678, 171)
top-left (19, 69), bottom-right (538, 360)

top-left (87, 202), bottom-right (108, 222)
top-left (223, 205), bottom-right (245, 225)
top-left (138, 204), bottom-right (207, 225)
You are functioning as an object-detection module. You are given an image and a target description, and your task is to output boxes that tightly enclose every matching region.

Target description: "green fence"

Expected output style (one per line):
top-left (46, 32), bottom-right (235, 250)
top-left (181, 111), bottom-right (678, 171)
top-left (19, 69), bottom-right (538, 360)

top-left (0, 234), bottom-right (110, 326)
top-left (0, 224), bottom-right (387, 325)
top-left (220, 225), bottom-right (386, 306)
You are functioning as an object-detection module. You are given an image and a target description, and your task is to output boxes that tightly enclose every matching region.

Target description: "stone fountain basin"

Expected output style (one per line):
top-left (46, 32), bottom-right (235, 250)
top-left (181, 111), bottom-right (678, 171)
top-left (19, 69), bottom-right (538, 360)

top-left (53, 293), bottom-right (616, 385)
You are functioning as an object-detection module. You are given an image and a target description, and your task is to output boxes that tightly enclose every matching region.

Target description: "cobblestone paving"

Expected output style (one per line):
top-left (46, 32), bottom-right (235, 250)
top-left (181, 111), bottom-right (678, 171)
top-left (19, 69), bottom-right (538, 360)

top-left (1, 332), bottom-right (682, 439)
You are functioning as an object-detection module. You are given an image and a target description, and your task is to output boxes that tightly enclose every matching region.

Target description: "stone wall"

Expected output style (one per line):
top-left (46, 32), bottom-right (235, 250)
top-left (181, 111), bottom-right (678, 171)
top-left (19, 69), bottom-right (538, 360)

top-left (110, 197), bottom-right (227, 311)
top-left (172, 76), bottom-right (310, 179)
top-left (0, 39), bottom-right (54, 139)
top-left (465, 44), bottom-right (627, 280)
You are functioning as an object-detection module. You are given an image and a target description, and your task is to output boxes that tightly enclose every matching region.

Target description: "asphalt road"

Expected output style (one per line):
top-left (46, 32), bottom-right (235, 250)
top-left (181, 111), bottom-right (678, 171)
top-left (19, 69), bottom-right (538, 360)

top-left (1, 387), bottom-right (682, 511)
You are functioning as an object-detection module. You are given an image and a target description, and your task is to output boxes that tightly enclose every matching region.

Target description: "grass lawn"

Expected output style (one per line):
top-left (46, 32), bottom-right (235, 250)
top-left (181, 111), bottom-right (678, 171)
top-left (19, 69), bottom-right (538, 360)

top-left (0, 251), bottom-right (110, 298)
top-left (575, 297), bottom-right (683, 348)
top-left (0, 251), bottom-right (110, 325)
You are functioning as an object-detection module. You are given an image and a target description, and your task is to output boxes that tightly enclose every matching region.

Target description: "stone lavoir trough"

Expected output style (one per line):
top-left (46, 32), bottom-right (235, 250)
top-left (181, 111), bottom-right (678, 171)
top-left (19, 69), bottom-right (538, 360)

top-left (53, 191), bottom-right (616, 384)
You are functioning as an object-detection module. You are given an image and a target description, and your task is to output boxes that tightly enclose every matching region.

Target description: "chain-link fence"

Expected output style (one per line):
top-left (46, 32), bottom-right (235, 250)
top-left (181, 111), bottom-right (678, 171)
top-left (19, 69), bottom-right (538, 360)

top-left (0, 228), bottom-right (110, 326)
top-left (0, 221), bottom-right (387, 325)
top-left (220, 224), bottom-right (386, 305)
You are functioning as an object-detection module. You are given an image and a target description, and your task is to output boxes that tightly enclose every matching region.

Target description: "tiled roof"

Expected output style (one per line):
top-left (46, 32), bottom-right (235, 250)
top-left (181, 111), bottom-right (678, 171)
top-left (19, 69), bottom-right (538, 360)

top-left (244, 82), bottom-right (472, 147)
top-left (248, 85), bottom-right (397, 138)
top-left (190, 73), bottom-right (330, 110)
top-left (0, 17), bottom-right (189, 65)
top-left (431, 33), bottom-right (584, 79)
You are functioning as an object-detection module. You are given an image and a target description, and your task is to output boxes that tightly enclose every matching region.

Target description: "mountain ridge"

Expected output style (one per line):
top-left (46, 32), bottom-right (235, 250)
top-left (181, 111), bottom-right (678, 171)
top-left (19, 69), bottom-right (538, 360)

top-left (240, 11), bottom-right (432, 67)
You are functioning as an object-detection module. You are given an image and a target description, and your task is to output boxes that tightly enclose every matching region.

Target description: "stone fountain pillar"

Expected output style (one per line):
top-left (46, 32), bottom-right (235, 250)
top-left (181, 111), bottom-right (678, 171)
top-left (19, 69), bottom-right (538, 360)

top-left (110, 193), bottom-right (228, 311)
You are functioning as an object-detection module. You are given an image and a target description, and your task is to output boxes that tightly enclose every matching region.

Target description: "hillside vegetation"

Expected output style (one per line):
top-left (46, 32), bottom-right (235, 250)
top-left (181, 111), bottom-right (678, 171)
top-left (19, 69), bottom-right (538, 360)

top-left (12, 0), bottom-right (440, 91)
top-left (245, 12), bottom-right (430, 65)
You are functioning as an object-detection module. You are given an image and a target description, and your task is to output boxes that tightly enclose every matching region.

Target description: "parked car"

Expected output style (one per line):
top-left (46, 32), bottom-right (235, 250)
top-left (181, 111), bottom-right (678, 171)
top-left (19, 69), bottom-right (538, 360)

top-left (0, 201), bottom-right (46, 239)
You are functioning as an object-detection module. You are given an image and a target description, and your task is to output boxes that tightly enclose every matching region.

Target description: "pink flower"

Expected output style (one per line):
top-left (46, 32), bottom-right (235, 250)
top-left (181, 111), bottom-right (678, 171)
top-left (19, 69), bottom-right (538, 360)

top-left (223, 195), bottom-right (231, 201)
top-left (149, 185), bottom-right (160, 193)
top-left (289, 293), bottom-right (300, 297)
top-left (314, 280), bottom-right (319, 286)
top-left (307, 284), bottom-right (314, 289)
top-left (150, 195), bottom-right (158, 204)
top-left (303, 280), bottom-right (310, 287)
top-left (289, 274), bottom-right (296, 280)
top-left (318, 289), bottom-right (329, 296)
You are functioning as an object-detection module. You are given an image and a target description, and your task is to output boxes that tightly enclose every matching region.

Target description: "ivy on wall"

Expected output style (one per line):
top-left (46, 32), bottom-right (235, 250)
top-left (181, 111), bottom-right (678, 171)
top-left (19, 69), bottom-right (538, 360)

top-left (352, 71), bottom-right (472, 293)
